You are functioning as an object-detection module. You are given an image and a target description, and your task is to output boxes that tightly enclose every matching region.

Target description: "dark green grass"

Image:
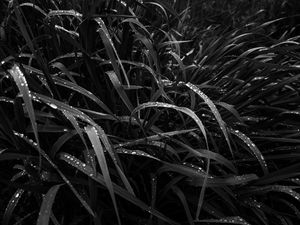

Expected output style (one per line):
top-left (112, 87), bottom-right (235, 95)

top-left (0, 0), bottom-right (300, 225)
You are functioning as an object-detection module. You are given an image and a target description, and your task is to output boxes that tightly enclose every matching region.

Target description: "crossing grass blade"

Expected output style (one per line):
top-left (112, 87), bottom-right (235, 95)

top-left (229, 128), bottom-right (268, 175)
top-left (53, 76), bottom-right (114, 115)
top-left (85, 125), bottom-right (121, 225)
top-left (37, 184), bottom-right (62, 225)
top-left (182, 82), bottom-right (233, 156)
top-left (50, 130), bottom-right (78, 157)
top-left (131, 102), bottom-right (208, 148)
top-left (106, 71), bottom-right (134, 113)
top-left (7, 64), bottom-right (39, 147)
top-left (171, 185), bottom-right (194, 225)
top-left (13, 131), bottom-right (94, 217)
top-left (30, 92), bottom-right (95, 125)
top-left (94, 17), bottom-right (129, 86)
top-left (173, 139), bottom-right (237, 173)
top-left (59, 152), bottom-right (180, 225)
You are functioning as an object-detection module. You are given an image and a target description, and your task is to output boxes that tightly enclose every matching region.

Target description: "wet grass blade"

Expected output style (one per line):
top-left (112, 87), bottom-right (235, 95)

top-left (106, 71), bottom-right (134, 113)
top-left (53, 76), bottom-right (113, 115)
top-left (131, 102), bottom-right (208, 148)
top-left (59, 153), bottom-right (179, 225)
top-left (94, 17), bottom-right (129, 85)
top-left (13, 132), bottom-right (94, 217)
top-left (197, 216), bottom-right (251, 225)
top-left (37, 184), bottom-right (62, 225)
top-left (7, 64), bottom-right (39, 146)
top-left (229, 128), bottom-right (268, 175)
top-left (171, 186), bottom-right (194, 225)
top-left (2, 189), bottom-right (24, 225)
top-left (85, 125), bottom-right (121, 225)
top-left (30, 92), bottom-right (95, 125)
top-left (183, 82), bottom-right (233, 156)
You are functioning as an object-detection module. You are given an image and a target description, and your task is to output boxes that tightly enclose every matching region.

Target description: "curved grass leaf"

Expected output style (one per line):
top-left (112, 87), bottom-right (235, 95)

top-left (229, 128), bottom-right (268, 175)
top-left (13, 132), bottom-right (94, 216)
top-left (171, 186), bottom-right (194, 225)
top-left (3, 189), bottom-right (24, 225)
top-left (94, 17), bottom-right (129, 85)
top-left (134, 33), bottom-right (160, 73)
top-left (47, 10), bottom-right (82, 20)
top-left (131, 102), bottom-right (208, 148)
top-left (7, 64), bottom-right (39, 147)
top-left (174, 140), bottom-right (236, 173)
top-left (85, 125), bottom-right (121, 225)
top-left (182, 82), bottom-right (232, 155)
top-left (251, 185), bottom-right (300, 202)
top-left (30, 92), bottom-right (95, 125)
top-left (50, 130), bottom-right (78, 157)
top-left (106, 71), bottom-right (134, 113)
top-left (115, 129), bottom-right (196, 148)
top-left (59, 153), bottom-right (179, 225)
top-left (19, 3), bottom-right (47, 17)
top-left (168, 51), bottom-right (186, 80)
top-left (159, 163), bottom-right (257, 187)
top-left (37, 184), bottom-right (62, 225)
top-left (197, 216), bottom-right (251, 225)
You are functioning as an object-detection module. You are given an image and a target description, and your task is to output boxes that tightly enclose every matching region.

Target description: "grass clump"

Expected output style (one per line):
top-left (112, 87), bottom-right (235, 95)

top-left (0, 0), bottom-right (300, 224)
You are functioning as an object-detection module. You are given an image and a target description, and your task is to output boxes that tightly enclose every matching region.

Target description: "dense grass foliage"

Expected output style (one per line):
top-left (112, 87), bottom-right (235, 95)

top-left (1, 0), bottom-right (300, 224)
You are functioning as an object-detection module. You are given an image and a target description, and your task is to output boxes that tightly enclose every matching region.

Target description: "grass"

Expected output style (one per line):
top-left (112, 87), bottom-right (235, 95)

top-left (0, 0), bottom-right (300, 224)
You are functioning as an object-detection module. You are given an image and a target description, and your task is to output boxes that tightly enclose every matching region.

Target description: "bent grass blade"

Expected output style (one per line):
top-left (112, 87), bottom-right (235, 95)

top-left (94, 17), bottom-right (129, 86)
top-left (229, 128), bottom-right (268, 175)
top-left (53, 76), bottom-right (114, 115)
top-left (131, 102), bottom-right (208, 148)
top-left (183, 82), bottom-right (233, 156)
top-left (85, 126), bottom-right (121, 225)
top-left (198, 216), bottom-right (251, 225)
top-left (7, 64), bottom-right (39, 147)
top-left (106, 71), bottom-right (134, 113)
top-left (131, 101), bottom-right (209, 219)
top-left (37, 184), bottom-right (62, 225)
top-left (59, 153), bottom-right (179, 225)
top-left (13, 132), bottom-right (94, 217)
top-left (3, 189), bottom-right (24, 225)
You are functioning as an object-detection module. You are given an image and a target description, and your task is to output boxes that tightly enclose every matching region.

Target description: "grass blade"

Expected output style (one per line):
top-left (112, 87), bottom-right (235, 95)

top-left (59, 153), bottom-right (179, 225)
top-left (3, 189), bottom-right (24, 225)
top-left (106, 71), bottom-right (134, 113)
top-left (198, 216), bottom-right (251, 225)
top-left (94, 17), bottom-right (129, 85)
top-left (13, 132), bottom-right (94, 217)
top-left (183, 82), bottom-right (233, 155)
top-left (85, 125), bottom-right (121, 225)
top-left (229, 128), bottom-right (268, 175)
top-left (7, 64), bottom-right (39, 147)
top-left (37, 184), bottom-right (62, 225)
top-left (131, 102), bottom-right (208, 148)
top-left (171, 186), bottom-right (194, 225)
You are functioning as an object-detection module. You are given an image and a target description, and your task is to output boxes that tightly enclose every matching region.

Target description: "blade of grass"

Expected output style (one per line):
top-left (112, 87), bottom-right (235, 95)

top-left (94, 17), bottom-right (129, 85)
top-left (85, 125), bottom-right (121, 225)
top-left (37, 184), bottom-right (62, 225)
top-left (13, 132), bottom-right (94, 216)
top-left (182, 82), bottom-right (233, 156)
top-left (59, 152), bottom-right (179, 225)
top-left (229, 128), bottom-right (268, 175)
top-left (7, 64), bottom-right (39, 147)
top-left (106, 71), bottom-right (134, 113)
top-left (171, 185), bottom-right (194, 225)
top-left (131, 102), bottom-right (208, 148)
top-left (197, 216), bottom-right (251, 225)
top-left (2, 189), bottom-right (24, 225)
